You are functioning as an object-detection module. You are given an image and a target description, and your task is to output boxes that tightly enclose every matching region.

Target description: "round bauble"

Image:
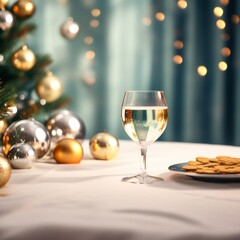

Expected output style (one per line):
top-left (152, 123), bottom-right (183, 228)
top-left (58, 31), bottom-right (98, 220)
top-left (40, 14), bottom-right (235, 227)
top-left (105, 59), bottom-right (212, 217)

top-left (2, 119), bottom-right (51, 158)
top-left (53, 138), bottom-right (83, 164)
top-left (0, 119), bottom-right (8, 134)
top-left (35, 72), bottom-right (63, 103)
top-left (11, 45), bottom-right (36, 71)
top-left (12, 0), bottom-right (35, 19)
top-left (0, 10), bottom-right (14, 31)
top-left (89, 132), bottom-right (119, 160)
top-left (0, 156), bottom-right (11, 188)
top-left (60, 18), bottom-right (80, 40)
top-left (0, 0), bottom-right (8, 8)
top-left (46, 109), bottom-right (86, 144)
top-left (7, 143), bottom-right (37, 169)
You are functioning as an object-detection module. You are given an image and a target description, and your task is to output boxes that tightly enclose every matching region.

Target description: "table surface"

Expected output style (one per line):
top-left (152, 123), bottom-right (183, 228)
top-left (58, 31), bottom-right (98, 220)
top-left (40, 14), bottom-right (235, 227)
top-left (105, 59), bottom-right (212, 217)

top-left (1, 140), bottom-right (240, 240)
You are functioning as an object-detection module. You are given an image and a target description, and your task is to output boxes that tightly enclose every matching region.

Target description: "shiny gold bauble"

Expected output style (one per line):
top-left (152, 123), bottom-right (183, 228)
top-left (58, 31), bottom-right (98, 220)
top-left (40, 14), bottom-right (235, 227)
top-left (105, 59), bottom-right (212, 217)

top-left (12, 0), bottom-right (35, 19)
top-left (0, 156), bottom-right (11, 188)
top-left (0, 119), bottom-right (8, 134)
top-left (35, 72), bottom-right (63, 103)
top-left (0, 0), bottom-right (8, 8)
top-left (53, 138), bottom-right (84, 164)
top-left (11, 45), bottom-right (36, 71)
top-left (89, 132), bottom-right (119, 160)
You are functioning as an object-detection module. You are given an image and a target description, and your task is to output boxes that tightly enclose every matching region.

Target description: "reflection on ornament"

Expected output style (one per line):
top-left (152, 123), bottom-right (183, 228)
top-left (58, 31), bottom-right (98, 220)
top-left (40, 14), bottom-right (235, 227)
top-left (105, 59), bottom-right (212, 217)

top-left (7, 143), bottom-right (37, 169)
top-left (2, 119), bottom-right (51, 158)
top-left (0, 119), bottom-right (8, 134)
top-left (89, 132), bottom-right (119, 160)
top-left (35, 72), bottom-right (63, 103)
top-left (46, 109), bottom-right (86, 144)
top-left (0, 0), bottom-right (8, 8)
top-left (0, 54), bottom-right (4, 63)
top-left (5, 102), bottom-right (17, 119)
top-left (12, 0), bottom-right (35, 19)
top-left (11, 45), bottom-right (36, 71)
top-left (0, 10), bottom-right (14, 31)
top-left (60, 18), bottom-right (80, 40)
top-left (0, 156), bottom-right (11, 188)
top-left (53, 138), bottom-right (83, 164)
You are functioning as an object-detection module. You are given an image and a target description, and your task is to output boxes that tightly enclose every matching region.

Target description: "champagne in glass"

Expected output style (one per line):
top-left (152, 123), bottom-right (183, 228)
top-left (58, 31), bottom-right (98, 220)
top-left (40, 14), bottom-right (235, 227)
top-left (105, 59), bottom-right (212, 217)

top-left (121, 91), bottom-right (168, 184)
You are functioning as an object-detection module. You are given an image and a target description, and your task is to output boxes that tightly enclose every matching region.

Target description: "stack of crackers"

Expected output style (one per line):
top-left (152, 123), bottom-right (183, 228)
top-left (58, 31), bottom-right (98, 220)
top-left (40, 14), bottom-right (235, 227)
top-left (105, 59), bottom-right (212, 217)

top-left (182, 156), bottom-right (240, 174)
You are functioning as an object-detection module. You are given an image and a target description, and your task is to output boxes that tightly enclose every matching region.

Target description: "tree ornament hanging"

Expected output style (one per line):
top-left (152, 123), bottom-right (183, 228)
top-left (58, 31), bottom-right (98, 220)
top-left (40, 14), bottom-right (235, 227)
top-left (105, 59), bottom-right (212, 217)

top-left (12, 0), bottom-right (35, 19)
top-left (35, 71), bottom-right (63, 103)
top-left (0, 0), bottom-right (8, 9)
top-left (60, 18), bottom-right (80, 40)
top-left (0, 9), bottom-right (14, 31)
top-left (11, 45), bottom-right (36, 71)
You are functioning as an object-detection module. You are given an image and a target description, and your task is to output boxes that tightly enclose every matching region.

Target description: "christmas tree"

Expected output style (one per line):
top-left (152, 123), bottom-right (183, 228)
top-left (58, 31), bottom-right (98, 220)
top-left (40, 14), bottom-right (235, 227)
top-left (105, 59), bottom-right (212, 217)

top-left (0, 0), bottom-right (68, 133)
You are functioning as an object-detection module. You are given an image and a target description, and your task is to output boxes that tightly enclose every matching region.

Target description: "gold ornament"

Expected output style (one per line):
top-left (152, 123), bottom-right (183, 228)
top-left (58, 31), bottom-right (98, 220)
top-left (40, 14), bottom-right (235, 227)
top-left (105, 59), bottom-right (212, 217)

top-left (0, 156), bottom-right (11, 188)
top-left (12, 0), bottom-right (35, 19)
top-left (53, 138), bottom-right (84, 164)
top-left (11, 45), bottom-right (36, 71)
top-left (0, 0), bottom-right (8, 8)
top-left (35, 72), bottom-right (63, 103)
top-left (89, 132), bottom-right (119, 160)
top-left (0, 119), bottom-right (8, 134)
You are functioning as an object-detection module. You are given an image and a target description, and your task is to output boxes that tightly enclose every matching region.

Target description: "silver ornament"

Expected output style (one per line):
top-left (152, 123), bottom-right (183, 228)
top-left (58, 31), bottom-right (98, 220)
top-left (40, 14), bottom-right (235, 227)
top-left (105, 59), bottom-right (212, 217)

top-left (46, 109), bottom-right (86, 144)
top-left (2, 119), bottom-right (51, 158)
top-left (0, 10), bottom-right (14, 31)
top-left (60, 18), bottom-right (80, 40)
top-left (7, 143), bottom-right (37, 169)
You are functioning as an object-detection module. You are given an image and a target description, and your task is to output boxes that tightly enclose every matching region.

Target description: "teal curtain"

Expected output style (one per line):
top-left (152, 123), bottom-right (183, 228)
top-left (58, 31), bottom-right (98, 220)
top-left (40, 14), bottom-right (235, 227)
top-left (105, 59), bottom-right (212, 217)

top-left (29, 0), bottom-right (240, 145)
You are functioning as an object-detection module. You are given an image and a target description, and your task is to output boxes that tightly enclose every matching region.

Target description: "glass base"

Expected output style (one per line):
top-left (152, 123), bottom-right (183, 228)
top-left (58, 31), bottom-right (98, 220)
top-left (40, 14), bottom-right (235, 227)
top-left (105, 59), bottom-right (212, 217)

top-left (121, 173), bottom-right (163, 184)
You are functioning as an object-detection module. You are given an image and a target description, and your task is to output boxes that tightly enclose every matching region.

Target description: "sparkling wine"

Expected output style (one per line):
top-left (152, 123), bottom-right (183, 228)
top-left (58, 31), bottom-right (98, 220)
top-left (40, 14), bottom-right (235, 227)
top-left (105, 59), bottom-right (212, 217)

top-left (122, 106), bottom-right (168, 146)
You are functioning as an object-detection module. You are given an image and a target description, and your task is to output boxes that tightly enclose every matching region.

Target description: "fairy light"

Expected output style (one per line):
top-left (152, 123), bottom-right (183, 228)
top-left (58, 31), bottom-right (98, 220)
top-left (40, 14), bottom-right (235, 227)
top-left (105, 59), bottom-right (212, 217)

top-left (85, 51), bottom-right (95, 60)
top-left (142, 17), bottom-right (152, 26)
top-left (218, 61), bottom-right (228, 71)
top-left (84, 36), bottom-right (94, 45)
top-left (173, 55), bottom-right (183, 64)
top-left (91, 8), bottom-right (101, 17)
top-left (58, 0), bottom-right (68, 4)
top-left (90, 19), bottom-right (99, 28)
top-left (216, 19), bottom-right (226, 29)
top-left (213, 7), bottom-right (224, 17)
top-left (177, 0), bottom-right (188, 9)
top-left (155, 12), bottom-right (165, 21)
top-left (197, 66), bottom-right (207, 76)
top-left (219, 0), bottom-right (229, 6)
top-left (231, 15), bottom-right (240, 24)
top-left (221, 33), bottom-right (230, 41)
top-left (221, 47), bottom-right (231, 57)
top-left (174, 40), bottom-right (184, 49)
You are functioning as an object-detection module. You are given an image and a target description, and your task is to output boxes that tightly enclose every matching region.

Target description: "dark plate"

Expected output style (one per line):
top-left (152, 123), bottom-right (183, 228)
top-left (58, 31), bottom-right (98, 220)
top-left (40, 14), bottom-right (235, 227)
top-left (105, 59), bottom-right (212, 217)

top-left (168, 162), bottom-right (240, 181)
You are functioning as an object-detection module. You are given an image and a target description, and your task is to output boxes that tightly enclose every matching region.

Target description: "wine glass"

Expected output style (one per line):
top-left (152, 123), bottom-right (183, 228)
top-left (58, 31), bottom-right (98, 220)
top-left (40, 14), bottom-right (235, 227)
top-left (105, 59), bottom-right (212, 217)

top-left (121, 90), bottom-right (168, 184)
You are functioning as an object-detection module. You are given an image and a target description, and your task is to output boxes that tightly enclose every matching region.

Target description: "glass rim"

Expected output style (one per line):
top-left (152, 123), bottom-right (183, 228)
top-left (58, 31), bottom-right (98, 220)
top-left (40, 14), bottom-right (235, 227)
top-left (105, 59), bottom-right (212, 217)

top-left (124, 90), bottom-right (165, 93)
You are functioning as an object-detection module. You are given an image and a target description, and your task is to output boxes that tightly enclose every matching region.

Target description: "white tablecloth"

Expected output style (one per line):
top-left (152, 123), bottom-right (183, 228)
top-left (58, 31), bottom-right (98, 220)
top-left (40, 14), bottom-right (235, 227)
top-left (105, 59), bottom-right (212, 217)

top-left (1, 140), bottom-right (240, 240)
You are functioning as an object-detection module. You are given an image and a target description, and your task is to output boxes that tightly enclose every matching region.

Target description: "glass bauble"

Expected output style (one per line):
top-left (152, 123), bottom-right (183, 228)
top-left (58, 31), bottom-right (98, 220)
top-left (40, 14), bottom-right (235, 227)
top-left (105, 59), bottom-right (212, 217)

top-left (89, 132), bottom-right (119, 160)
top-left (11, 45), bottom-right (36, 71)
top-left (35, 72), bottom-right (63, 103)
top-left (12, 0), bottom-right (35, 19)
top-left (0, 10), bottom-right (14, 31)
top-left (3, 119), bottom-right (51, 158)
top-left (60, 18), bottom-right (80, 40)
top-left (46, 109), bottom-right (86, 144)
top-left (7, 143), bottom-right (37, 169)
top-left (0, 156), bottom-right (11, 188)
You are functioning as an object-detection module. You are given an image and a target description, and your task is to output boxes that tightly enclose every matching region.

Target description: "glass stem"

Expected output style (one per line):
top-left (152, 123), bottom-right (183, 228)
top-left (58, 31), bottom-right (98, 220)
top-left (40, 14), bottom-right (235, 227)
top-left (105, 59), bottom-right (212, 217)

top-left (140, 147), bottom-right (147, 177)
